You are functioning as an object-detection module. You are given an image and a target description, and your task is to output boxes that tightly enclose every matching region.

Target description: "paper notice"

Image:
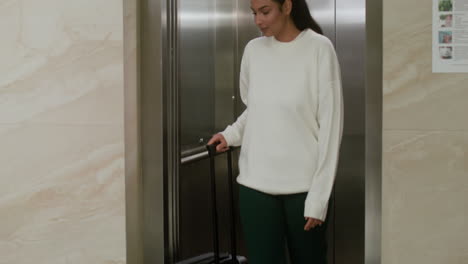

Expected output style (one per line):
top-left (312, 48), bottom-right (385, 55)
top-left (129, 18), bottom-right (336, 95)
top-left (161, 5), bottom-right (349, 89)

top-left (433, 0), bottom-right (468, 72)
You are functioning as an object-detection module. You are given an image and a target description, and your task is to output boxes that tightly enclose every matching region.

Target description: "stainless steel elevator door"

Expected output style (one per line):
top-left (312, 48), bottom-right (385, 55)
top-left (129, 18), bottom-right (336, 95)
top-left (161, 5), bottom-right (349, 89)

top-left (179, 0), bottom-right (216, 149)
top-left (334, 0), bottom-right (366, 263)
top-left (177, 0), bottom-right (245, 261)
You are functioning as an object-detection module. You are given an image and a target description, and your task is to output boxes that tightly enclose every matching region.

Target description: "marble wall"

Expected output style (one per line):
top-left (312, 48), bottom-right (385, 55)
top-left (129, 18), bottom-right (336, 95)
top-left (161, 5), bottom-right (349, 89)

top-left (0, 0), bottom-right (125, 263)
top-left (383, 0), bottom-right (468, 263)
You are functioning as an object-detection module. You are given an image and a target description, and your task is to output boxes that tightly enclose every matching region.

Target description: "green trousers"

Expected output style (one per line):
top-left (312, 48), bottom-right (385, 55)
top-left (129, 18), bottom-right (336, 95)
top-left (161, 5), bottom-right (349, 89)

top-left (239, 185), bottom-right (328, 264)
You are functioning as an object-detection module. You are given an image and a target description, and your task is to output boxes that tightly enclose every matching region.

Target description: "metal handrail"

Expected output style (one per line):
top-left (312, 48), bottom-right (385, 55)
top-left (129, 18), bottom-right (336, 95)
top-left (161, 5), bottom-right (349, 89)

top-left (181, 145), bottom-right (207, 157)
top-left (181, 150), bottom-right (209, 164)
top-left (180, 145), bottom-right (238, 165)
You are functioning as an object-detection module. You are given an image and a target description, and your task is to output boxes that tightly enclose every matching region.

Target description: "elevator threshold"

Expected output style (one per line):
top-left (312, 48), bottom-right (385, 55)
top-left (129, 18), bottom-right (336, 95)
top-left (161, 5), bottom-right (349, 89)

top-left (176, 252), bottom-right (247, 264)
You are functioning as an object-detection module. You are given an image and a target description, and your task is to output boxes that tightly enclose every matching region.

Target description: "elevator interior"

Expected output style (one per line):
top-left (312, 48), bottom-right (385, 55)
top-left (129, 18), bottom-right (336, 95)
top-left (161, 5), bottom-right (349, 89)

top-left (124, 0), bottom-right (382, 263)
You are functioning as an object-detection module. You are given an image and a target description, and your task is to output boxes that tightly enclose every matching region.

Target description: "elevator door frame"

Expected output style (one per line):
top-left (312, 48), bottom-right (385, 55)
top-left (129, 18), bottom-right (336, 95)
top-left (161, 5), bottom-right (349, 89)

top-left (123, 0), bottom-right (383, 262)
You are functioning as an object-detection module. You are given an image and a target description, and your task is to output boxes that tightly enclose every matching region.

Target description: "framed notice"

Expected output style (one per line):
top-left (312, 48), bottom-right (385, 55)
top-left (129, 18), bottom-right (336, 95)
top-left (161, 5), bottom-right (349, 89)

top-left (433, 0), bottom-right (468, 72)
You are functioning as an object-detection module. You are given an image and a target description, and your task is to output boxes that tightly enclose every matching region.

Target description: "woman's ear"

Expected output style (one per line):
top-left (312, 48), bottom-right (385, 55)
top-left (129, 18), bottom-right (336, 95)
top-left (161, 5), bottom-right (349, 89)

top-left (283, 0), bottom-right (293, 15)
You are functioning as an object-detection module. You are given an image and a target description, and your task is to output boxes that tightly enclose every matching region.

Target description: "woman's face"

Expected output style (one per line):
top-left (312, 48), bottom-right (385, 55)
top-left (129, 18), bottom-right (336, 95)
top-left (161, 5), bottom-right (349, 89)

top-left (250, 0), bottom-right (290, 37)
top-left (446, 15), bottom-right (452, 25)
top-left (443, 34), bottom-right (451, 43)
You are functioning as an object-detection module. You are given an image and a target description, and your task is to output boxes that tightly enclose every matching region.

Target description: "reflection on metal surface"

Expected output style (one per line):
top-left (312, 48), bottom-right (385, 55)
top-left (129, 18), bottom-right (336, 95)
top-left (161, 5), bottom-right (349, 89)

top-left (179, 0), bottom-right (225, 147)
top-left (307, 0), bottom-right (335, 42)
top-left (334, 0), bottom-right (367, 263)
top-left (177, 0), bottom-right (243, 261)
top-left (336, 9), bottom-right (366, 23)
top-left (167, 0), bottom-right (180, 261)
top-left (181, 151), bottom-right (208, 165)
top-left (181, 146), bottom-right (207, 159)
top-left (181, 147), bottom-right (241, 165)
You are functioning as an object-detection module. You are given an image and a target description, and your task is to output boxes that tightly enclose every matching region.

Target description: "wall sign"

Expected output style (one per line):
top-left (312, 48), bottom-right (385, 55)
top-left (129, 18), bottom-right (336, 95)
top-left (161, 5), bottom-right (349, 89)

top-left (433, 0), bottom-right (468, 72)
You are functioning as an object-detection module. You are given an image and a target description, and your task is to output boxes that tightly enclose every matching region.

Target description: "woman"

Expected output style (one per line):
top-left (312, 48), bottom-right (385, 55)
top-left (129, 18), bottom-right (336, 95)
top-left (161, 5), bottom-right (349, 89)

top-left (207, 0), bottom-right (343, 263)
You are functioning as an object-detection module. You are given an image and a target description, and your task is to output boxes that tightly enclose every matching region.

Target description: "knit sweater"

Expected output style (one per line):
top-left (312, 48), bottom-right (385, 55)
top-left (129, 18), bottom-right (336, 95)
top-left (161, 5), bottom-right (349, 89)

top-left (220, 29), bottom-right (343, 221)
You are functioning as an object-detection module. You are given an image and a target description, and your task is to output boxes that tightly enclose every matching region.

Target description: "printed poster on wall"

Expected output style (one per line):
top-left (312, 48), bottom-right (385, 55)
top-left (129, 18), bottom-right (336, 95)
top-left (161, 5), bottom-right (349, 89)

top-left (433, 0), bottom-right (468, 72)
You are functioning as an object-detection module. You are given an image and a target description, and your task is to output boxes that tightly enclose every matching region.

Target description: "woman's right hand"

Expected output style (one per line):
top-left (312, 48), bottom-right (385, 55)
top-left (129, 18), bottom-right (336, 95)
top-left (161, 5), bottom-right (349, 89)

top-left (207, 133), bottom-right (229, 153)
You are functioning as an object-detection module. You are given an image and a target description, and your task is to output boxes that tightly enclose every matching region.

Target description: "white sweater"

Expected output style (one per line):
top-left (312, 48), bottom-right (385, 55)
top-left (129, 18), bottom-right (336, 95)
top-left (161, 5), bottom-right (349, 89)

top-left (221, 29), bottom-right (343, 221)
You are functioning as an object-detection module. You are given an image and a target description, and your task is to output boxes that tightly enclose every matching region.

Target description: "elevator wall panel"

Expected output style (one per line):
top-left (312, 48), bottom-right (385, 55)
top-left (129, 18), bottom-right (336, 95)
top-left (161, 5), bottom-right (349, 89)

top-left (177, 0), bottom-right (248, 261)
top-left (335, 0), bottom-right (366, 263)
top-left (214, 0), bottom-right (236, 133)
top-left (179, 0), bottom-right (216, 148)
top-left (306, 0), bottom-right (336, 43)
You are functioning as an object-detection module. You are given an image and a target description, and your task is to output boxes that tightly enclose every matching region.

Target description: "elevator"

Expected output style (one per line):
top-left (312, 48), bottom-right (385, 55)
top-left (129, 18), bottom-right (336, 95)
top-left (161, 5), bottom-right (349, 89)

top-left (123, 0), bottom-right (382, 263)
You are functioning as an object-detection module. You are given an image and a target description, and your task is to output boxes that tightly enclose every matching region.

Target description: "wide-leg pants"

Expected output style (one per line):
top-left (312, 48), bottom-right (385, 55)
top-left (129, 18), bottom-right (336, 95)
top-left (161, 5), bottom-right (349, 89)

top-left (239, 185), bottom-right (328, 264)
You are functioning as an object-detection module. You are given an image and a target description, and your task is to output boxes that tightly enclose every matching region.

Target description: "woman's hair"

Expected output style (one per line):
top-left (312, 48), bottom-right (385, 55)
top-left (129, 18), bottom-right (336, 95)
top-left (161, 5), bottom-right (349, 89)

top-left (273, 0), bottom-right (323, 35)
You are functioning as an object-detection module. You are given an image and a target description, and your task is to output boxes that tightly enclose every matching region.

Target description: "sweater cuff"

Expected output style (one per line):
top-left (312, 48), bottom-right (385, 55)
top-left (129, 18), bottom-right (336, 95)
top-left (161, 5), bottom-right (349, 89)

top-left (304, 200), bottom-right (329, 222)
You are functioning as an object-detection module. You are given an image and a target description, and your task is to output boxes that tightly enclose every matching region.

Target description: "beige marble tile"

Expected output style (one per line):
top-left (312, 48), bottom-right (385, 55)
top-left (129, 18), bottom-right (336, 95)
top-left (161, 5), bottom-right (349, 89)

top-left (0, 124), bottom-right (20, 136)
top-left (0, 0), bottom-right (123, 125)
top-left (0, 0), bottom-right (125, 263)
top-left (0, 124), bottom-right (125, 264)
top-left (382, 131), bottom-right (468, 264)
top-left (123, 0), bottom-right (139, 144)
top-left (383, 0), bottom-right (468, 131)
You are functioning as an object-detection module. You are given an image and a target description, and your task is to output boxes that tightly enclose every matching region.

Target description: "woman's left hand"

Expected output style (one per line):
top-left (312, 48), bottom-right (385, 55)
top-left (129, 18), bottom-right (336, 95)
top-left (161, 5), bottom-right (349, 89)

top-left (304, 217), bottom-right (323, 231)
